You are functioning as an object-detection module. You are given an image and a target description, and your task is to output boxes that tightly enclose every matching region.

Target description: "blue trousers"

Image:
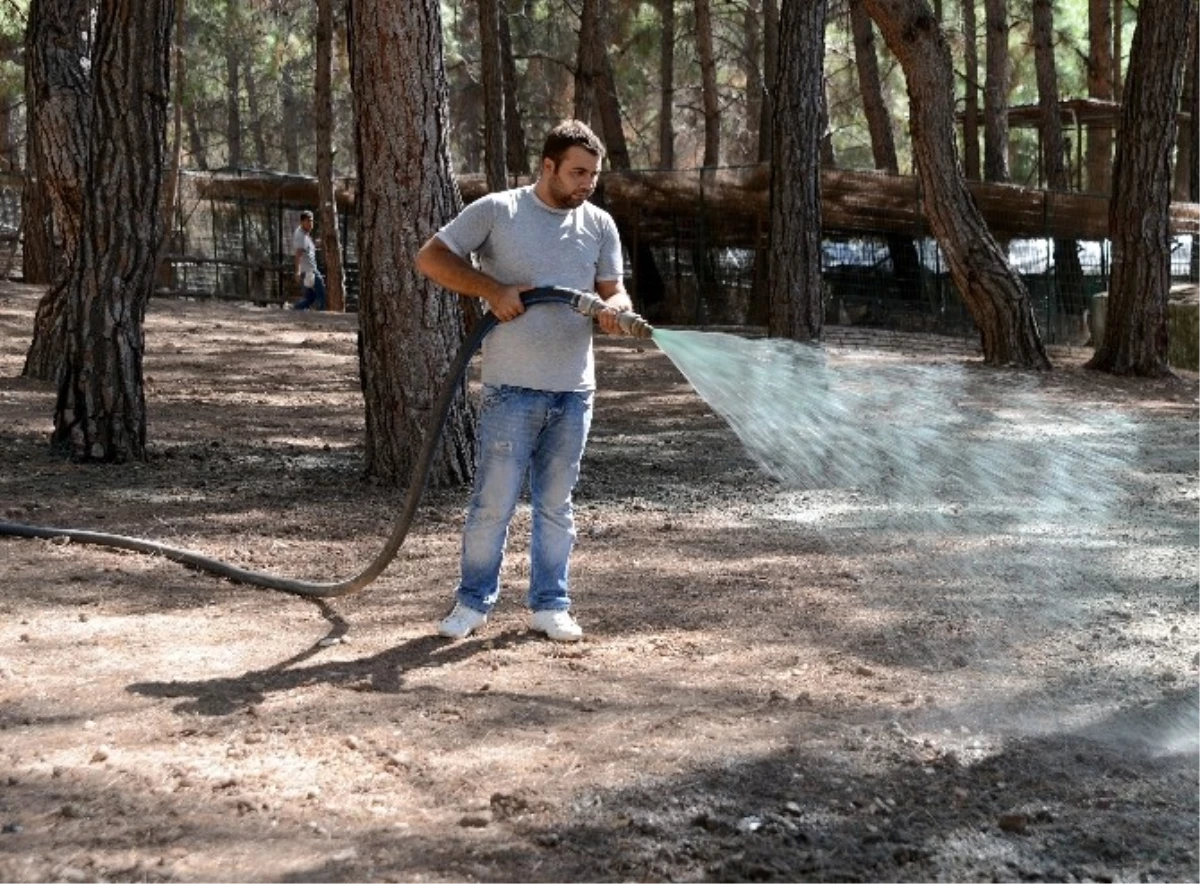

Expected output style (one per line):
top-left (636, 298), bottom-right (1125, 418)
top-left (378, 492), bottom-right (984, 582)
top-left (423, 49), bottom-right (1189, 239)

top-left (456, 384), bottom-right (594, 614)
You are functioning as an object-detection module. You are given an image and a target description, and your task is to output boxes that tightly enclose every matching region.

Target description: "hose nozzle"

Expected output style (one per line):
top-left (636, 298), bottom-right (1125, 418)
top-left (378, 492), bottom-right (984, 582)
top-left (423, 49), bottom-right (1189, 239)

top-left (535, 286), bottom-right (655, 338)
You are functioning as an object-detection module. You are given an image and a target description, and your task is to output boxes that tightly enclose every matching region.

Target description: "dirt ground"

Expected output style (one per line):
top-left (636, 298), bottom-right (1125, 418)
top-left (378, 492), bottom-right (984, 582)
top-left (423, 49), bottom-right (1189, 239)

top-left (0, 281), bottom-right (1197, 883)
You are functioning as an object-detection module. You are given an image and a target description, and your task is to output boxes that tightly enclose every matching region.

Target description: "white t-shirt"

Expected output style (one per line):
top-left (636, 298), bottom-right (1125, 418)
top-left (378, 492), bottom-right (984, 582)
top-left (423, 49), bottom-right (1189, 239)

top-left (293, 225), bottom-right (318, 280)
top-left (435, 185), bottom-right (623, 392)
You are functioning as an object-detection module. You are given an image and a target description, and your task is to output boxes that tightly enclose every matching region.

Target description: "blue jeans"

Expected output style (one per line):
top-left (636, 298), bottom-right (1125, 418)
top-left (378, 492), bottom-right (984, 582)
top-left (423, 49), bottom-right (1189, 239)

top-left (457, 384), bottom-right (594, 615)
top-left (293, 274), bottom-right (326, 310)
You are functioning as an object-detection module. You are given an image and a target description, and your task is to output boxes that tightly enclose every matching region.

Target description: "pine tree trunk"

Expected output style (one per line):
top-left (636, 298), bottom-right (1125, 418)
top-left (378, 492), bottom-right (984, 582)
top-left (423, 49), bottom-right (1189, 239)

top-left (1086, 0), bottom-right (1113, 194)
top-left (658, 0), bottom-right (676, 169)
top-left (1087, 0), bottom-right (1195, 377)
top-left (757, 0), bottom-right (777, 164)
top-left (498, 2), bottom-right (529, 177)
top-left (574, 0), bottom-right (602, 126)
top-left (52, 0), bottom-right (174, 462)
top-left (864, 0), bottom-right (1049, 368)
top-left (768, 0), bottom-right (826, 341)
top-left (479, 0), bottom-right (507, 192)
top-left (316, 0), bottom-right (346, 312)
top-left (961, 0), bottom-right (980, 180)
top-left (849, 0), bottom-right (921, 301)
top-left (744, 0), bottom-right (763, 164)
top-left (348, 0), bottom-right (476, 487)
top-left (1032, 0), bottom-right (1085, 323)
top-left (21, 0), bottom-right (91, 378)
top-left (982, 0), bottom-right (1010, 182)
top-left (695, 0), bottom-right (720, 167)
top-left (224, 3), bottom-right (242, 169)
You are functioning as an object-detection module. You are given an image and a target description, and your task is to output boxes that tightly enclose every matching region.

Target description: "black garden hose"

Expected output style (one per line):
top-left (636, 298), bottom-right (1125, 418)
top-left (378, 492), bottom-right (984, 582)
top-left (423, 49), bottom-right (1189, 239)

top-left (0, 287), bottom-right (652, 598)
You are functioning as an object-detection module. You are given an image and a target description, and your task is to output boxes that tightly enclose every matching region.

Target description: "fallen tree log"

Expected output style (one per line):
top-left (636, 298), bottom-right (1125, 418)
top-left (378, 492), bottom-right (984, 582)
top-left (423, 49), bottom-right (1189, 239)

top-left (192, 167), bottom-right (1198, 247)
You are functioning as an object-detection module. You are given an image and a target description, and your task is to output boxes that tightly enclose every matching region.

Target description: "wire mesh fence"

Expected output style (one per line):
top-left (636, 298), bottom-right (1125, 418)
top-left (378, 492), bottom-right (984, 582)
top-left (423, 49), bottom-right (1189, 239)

top-left (10, 167), bottom-right (1197, 347)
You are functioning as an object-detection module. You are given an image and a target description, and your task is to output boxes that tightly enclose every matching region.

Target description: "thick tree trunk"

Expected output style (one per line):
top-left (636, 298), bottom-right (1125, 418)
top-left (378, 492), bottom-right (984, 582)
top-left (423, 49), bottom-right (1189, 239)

top-left (598, 53), bottom-right (631, 170)
top-left (478, 0), bottom-right (507, 192)
top-left (1087, 0), bottom-right (1195, 377)
top-left (498, 2), bottom-right (529, 177)
top-left (1086, 0), bottom-right (1113, 194)
top-left (1172, 14), bottom-right (1197, 202)
top-left (1032, 0), bottom-right (1085, 323)
top-left (245, 65), bottom-right (269, 169)
top-left (850, 0), bottom-right (897, 174)
top-left (21, 0), bottom-right (92, 378)
top-left (982, 0), bottom-right (1010, 182)
top-left (695, 0), bottom-right (720, 167)
top-left (757, 0), bottom-right (778, 164)
top-left (864, 0), bottom-right (1049, 368)
top-left (743, 0), bottom-right (762, 164)
top-left (658, 0), bottom-right (675, 169)
top-left (574, 0), bottom-right (602, 126)
top-left (53, 0), bottom-right (173, 462)
top-left (185, 107), bottom-right (208, 172)
top-left (849, 0), bottom-right (921, 300)
top-left (315, 0), bottom-right (345, 312)
top-left (961, 0), bottom-right (980, 180)
top-left (348, 0), bottom-right (475, 487)
top-left (768, 0), bottom-right (826, 341)
top-left (224, 3), bottom-right (242, 169)
top-left (1190, 15), bottom-right (1199, 282)
top-left (281, 56), bottom-right (301, 174)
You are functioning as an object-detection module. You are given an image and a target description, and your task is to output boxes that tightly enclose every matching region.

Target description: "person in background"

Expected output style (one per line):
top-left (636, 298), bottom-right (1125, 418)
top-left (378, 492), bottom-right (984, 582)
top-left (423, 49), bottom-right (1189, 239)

top-left (291, 209), bottom-right (325, 311)
top-left (414, 119), bottom-right (635, 643)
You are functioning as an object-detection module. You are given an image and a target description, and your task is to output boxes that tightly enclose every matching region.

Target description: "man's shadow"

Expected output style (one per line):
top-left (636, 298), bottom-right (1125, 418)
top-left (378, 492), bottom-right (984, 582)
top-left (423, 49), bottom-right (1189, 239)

top-left (127, 599), bottom-right (536, 716)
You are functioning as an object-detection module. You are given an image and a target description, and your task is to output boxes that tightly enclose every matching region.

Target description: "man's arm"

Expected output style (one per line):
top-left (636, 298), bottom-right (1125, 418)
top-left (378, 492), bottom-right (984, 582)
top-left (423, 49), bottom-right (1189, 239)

top-left (415, 235), bottom-right (526, 322)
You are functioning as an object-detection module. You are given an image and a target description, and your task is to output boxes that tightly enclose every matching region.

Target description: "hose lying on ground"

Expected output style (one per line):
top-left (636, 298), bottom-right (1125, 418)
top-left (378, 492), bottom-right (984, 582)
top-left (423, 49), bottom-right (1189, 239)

top-left (0, 287), bottom-right (653, 598)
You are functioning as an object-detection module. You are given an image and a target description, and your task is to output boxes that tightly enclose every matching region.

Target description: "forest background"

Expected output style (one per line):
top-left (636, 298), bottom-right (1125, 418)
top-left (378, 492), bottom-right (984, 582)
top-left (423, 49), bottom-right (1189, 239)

top-left (1, 0), bottom-right (1197, 468)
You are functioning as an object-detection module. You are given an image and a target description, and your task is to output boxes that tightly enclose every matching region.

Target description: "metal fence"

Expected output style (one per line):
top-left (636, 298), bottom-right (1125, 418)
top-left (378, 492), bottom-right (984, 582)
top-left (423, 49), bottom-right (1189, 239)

top-left (11, 168), bottom-right (1197, 346)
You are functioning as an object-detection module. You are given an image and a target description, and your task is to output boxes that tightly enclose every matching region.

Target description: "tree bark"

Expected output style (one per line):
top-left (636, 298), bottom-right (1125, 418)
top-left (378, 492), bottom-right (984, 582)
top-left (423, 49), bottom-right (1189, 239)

top-left (768, 0), bottom-right (826, 341)
top-left (658, 0), bottom-right (676, 169)
top-left (315, 0), bottom-right (346, 311)
top-left (1189, 14), bottom-right (1199, 282)
top-left (348, 0), bottom-right (476, 487)
top-left (1086, 0), bottom-right (1113, 194)
top-left (1087, 0), bottom-right (1195, 377)
top-left (849, 0), bottom-right (922, 309)
top-left (1172, 13), bottom-right (1197, 202)
top-left (961, 0), bottom-right (980, 180)
top-left (224, 1), bottom-right (242, 169)
top-left (53, 0), bottom-right (174, 462)
top-left (598, 52), bottom-right (631, 170)
top-left (574, 0), bottom-right (602, 126)
top-left (20, 0), bottom-right (89, 287)
top-left (478, 0), bottom-right (507, 192)
top-left (850, 0), bottom-right (897, 174)
top-left (1032, 0), bottom-right (1085, 323)
top-left (744, 0), bottom-right (763, 164)
top-left (695, 0), bottom-right (720, 167)
top-left (21, 0), bottom-right (92, 379)
top-left (864, 0), bottom-right (1049, 368)
top-left (498, 2), bottom-right (529, 177)
top-left (982, 0), bottom-right (1010, 182)
top-left (757, 0), bottom-right (778, 163)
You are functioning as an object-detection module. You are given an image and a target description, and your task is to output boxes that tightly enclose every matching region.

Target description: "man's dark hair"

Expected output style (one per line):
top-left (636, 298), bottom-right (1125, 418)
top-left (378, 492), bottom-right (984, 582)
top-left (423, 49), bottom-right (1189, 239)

top-left (299, 210), bottom-right (314, 221)
top-left (541, 120), bottom-right (606, 169)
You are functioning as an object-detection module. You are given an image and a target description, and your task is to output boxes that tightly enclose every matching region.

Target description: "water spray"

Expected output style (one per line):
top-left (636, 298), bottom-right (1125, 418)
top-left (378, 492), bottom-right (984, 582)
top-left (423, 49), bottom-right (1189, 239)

top-left (0, 287), bottom-right (654, 598)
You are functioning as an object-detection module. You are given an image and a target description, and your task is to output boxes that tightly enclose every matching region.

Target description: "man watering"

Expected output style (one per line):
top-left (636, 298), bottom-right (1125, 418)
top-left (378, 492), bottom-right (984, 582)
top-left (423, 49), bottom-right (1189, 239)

top-left (415, 119), bottom-right (635, 643)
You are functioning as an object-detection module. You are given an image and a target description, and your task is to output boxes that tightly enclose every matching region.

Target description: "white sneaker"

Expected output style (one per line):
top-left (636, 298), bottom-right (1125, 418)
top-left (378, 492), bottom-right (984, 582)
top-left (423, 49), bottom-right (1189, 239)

top-left (529, 609), bottom-right (583, 642)
top-left (437, 602), bottom-right (488, 639)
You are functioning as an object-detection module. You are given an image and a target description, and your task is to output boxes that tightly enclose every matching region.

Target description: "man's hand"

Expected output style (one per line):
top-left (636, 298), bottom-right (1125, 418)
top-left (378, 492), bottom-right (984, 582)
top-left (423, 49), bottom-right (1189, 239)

top-left (483, 284), bottom-right (527, 322)
top-left (596, 284), bottom-right (634, 336)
